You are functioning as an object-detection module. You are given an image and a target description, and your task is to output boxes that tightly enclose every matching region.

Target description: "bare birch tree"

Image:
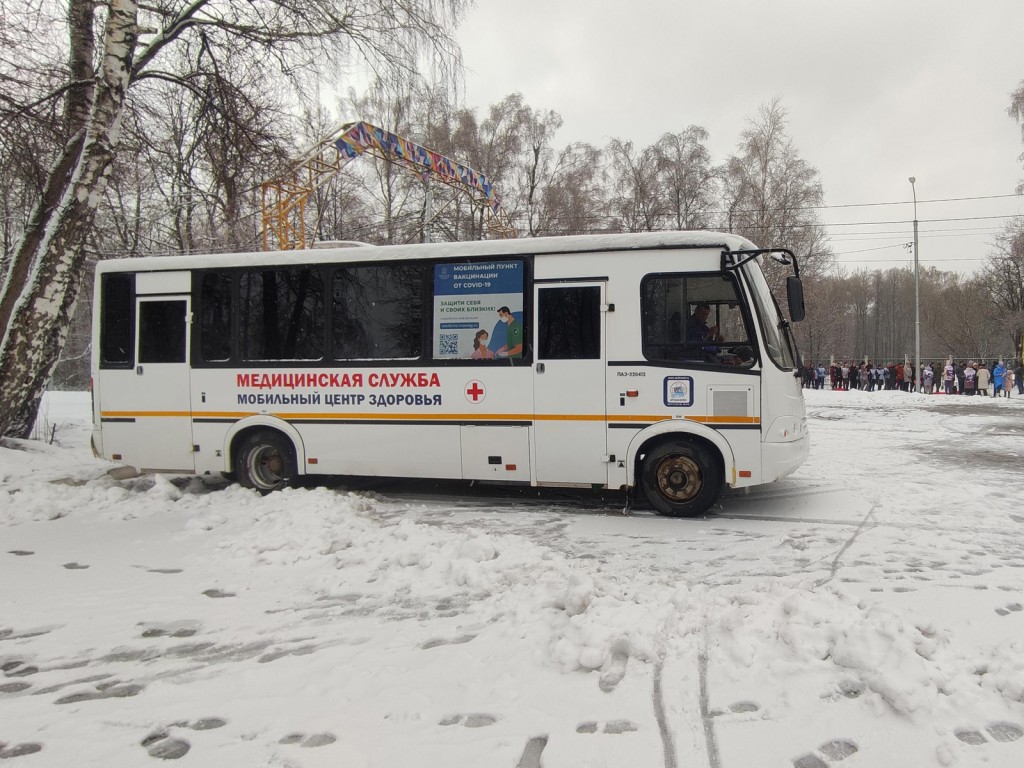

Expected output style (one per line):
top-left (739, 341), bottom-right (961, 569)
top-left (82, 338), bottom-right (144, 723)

top-left (0, 0), bottom-right (469, 437)
top-left (981, 216), bottom-right (1024, 356)
top-left (1009, 81), bottom-right (1024, 193)
top-left (537, 142), bottom-right (606, 235)
top-left (519, 107), bottom-right (564, 237)
top-left (720, 98), bottom-right (833, 295)
top-left (606, 138), bottom-right (662, 233)
top-left (654, 126), bottom-right (717, 231)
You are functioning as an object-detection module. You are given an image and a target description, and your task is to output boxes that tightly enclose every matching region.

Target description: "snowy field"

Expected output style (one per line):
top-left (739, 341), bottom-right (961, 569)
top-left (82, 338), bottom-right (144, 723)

top-left (2, 388), bottom-right (1024, 767)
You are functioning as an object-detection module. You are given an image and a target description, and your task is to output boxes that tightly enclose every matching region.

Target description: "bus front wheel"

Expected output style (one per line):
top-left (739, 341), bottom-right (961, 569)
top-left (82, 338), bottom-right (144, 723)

top-left (234, 431), bottom-right (296, 493)
top-left (640, 441), bottom-right (722, 517)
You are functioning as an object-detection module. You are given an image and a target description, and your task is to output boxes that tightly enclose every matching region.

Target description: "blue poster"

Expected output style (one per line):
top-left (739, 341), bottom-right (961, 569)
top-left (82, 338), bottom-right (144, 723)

top-left (433, 260), bottom-right (524, 359)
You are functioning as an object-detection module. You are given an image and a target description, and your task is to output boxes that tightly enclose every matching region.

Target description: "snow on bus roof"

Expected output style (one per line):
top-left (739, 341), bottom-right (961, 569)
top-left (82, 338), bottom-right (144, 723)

top-left (93, 230), bottom-right (761, 273)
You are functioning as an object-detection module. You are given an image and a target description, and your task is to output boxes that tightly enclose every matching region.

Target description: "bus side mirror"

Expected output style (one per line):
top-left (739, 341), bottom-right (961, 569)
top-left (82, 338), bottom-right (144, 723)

top-left (787, 276), bottom-right (805, 322)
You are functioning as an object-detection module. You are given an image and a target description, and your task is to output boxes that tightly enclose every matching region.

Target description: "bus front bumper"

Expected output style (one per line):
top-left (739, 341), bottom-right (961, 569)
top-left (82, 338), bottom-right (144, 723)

top-left (762, 433), bottom-right (810, 483)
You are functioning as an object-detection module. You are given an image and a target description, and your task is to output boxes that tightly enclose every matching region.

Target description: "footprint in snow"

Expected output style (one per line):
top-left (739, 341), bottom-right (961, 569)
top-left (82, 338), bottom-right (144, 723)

top-left (201, 589), bottom-right (235, 599)
top-left (130, 565), bottom-right (183, 574)
top-left (709, 701), bottom-right (762, 717)
top-left (995, 603), bottom-right (1023, 616)
top-left (575, 720), bottom-right (638, 734)
top-left (138, 620), bottom-right (201, 639)
top-left (141, 733), bottom-right (190, 760)
top-left (54, 681), bottom-right (143, 705)
top-left (821, 680), bottom-right (864, 702)
top-left (515, 735), bottom-right (548, 768)
top-left (1, 662), bottom-right (38, 678)
top-left (420, 633), bottom-right (475, 650)
top-left (792, 739), bottom-right (859, 767)
top-left (598, 647), bottom-right (629, 693)
top-left (140, 718), bottom-right (227, 760)
top-left (278, 732), bottom-right (336, 747)
top-left (258, 645), bottom-right (316, 663)
top-left (955, 722), bottom-right (1024, 745)
top-left (0, 625), bottom-right (59, 641)
top-left (439, 713), bottom-right (497, 728)
top-left (0, 741), bottom-right (43, 759)
top-left (727, 701), bottom-right (760, 713)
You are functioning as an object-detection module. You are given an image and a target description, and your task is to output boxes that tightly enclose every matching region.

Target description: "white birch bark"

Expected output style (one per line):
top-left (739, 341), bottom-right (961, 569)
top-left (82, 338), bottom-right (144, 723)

top-left (0, 0), bottom-right (138, 437)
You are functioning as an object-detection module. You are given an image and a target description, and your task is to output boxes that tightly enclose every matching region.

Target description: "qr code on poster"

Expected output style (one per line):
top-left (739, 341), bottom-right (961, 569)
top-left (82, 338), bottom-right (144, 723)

top-left (439, 334), bottom-right (458, 356)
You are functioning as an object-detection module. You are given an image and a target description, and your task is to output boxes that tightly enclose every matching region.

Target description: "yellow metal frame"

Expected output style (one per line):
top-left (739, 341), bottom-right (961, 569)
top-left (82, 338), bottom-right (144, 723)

top-left (260, 122), bottom-right (516, 251)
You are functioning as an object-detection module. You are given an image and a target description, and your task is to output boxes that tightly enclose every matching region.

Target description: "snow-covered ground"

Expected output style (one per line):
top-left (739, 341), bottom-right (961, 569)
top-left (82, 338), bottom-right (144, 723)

top-left (2, 388), bottom-right (1024, 767)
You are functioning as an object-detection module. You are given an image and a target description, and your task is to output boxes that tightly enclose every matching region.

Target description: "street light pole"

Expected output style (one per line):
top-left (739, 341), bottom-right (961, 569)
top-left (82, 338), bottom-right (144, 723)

top-left (909, 177), bottom-right (920, 393)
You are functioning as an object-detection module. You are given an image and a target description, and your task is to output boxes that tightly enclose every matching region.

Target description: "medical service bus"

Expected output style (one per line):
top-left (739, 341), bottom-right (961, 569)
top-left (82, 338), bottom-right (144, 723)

top-left (90, 231), bottom-right (808, 517)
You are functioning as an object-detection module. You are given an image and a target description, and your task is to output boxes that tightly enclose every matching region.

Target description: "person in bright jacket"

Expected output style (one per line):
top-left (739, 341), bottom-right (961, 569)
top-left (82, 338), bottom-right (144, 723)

top-left (993, 361), bottom-right (1006, 397)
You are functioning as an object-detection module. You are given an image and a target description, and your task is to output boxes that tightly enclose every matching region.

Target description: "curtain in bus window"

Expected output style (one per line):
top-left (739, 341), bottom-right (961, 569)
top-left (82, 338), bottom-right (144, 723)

top-left (199, 271), bottom-right (232, 362)
top-left (99, 272), bottom-right (134, 368)
top-left (139, 300), bottom-right (187, 363)
top-left (333, 264), bottom-right (424, 360)
top-left (537, 286), bottom-right (601, 360)
top-left (240, 268), bottom-right (324, 360)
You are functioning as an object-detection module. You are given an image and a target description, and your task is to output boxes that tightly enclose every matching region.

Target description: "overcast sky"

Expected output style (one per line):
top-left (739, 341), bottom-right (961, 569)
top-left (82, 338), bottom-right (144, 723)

top-left (456, 0), bottom-right (1024, 275)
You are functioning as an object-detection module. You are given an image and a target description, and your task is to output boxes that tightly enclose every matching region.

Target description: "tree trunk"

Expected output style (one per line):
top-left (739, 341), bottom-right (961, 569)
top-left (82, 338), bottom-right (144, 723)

top-left (0, 0), bottom-right (138, 438)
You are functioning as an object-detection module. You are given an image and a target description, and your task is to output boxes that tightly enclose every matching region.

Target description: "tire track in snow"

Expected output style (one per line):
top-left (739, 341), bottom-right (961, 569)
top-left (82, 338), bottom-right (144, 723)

top-left (652, 658), bottom-right (677, 768)
top-left (812, 504), bottom-right (880, 588)
top-left (698, 640), bottom-right (721, 768)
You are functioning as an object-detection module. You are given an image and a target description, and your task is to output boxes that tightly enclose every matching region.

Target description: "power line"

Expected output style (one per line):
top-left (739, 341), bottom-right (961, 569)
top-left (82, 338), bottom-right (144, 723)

top-left (829, 225), bottom-right (1004, 239)
top-left (820, 214), bottom-right (1017, 228)
top-left (832, 243), bottom-right (911, 256)
top-left (810, 192), bottom-right (1022, 211)
top-left (839, 256), bottom-right (988, 263)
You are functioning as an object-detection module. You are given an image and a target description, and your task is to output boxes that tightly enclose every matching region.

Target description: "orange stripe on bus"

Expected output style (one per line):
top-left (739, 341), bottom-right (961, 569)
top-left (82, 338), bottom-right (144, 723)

top-left (280, 412), bottom-right (535, 421)
top-left (102, 411), bottom-right (760, 426)
top-left (102, 411), bottom-right (194, 418)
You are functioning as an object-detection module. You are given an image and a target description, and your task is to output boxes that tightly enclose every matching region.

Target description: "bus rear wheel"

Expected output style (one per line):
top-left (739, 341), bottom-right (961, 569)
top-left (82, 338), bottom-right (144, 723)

top-left (234, 431), bottom-right (296, 493)
top-left (640, 441), bottom-right (722, 517)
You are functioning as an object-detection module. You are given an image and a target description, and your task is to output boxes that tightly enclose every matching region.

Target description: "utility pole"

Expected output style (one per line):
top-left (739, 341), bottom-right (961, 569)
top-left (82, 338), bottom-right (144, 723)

top-left (909, 177), bottom-right (921, 393)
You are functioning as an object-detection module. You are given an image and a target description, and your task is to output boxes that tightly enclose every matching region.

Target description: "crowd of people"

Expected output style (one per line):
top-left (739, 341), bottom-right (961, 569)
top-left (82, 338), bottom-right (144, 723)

top-left (802, 360), bottom-right (1024, 397)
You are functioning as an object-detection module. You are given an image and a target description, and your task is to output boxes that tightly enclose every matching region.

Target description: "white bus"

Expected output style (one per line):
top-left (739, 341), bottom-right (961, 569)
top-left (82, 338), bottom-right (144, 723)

top-left (90, 231), bottom-right (808, 517)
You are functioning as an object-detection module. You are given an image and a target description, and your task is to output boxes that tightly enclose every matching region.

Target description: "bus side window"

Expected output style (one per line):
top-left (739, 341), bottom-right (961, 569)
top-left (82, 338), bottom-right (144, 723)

top-left (199, 271), bottom-right (233, 362)
top-left (139, 300), bottom-right (187, 364)
top-left (240, 268), bottom-right (325, 361)
top-left (641, 273), bottom-right (753, 365)
top-left (99, 272), bottom-right (134, 368)
top-left (537, 286), bottom-right (601, 360)
top-left (333, 264), bottom-right (425, 360)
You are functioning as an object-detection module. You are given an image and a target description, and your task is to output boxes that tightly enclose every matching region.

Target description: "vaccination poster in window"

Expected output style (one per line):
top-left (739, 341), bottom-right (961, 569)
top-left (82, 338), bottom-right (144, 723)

top-left (433, 260), bottom-right (524, 359)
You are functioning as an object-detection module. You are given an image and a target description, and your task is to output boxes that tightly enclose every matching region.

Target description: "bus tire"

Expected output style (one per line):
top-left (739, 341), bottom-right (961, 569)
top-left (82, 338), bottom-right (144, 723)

top-left (640, 440), bottom-right (722, 517)
top-left (234, 431), bottom-right (296, 493)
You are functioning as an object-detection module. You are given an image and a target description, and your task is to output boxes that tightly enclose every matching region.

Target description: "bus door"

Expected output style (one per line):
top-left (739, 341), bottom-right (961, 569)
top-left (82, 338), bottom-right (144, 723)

top-left (101, 271), bottom-right (195, 473)
top-left (533, 281), bottom-right (608, 485)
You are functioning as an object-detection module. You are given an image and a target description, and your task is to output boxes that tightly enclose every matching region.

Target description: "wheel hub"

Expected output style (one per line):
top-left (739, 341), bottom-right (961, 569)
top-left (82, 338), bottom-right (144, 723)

top-left (656, 455), bottom-right (702, 502)
top-left (250, 446), bottom-right (284, 487)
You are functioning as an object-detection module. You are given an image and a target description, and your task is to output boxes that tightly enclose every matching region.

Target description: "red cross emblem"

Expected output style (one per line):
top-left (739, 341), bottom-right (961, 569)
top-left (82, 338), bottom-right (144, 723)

top-left (465, 380), bottom-right (486, 403)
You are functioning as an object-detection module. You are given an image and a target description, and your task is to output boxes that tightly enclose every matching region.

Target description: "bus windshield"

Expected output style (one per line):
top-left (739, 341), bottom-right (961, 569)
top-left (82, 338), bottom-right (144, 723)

top-left (745, 265), bottom-right (798, 370)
